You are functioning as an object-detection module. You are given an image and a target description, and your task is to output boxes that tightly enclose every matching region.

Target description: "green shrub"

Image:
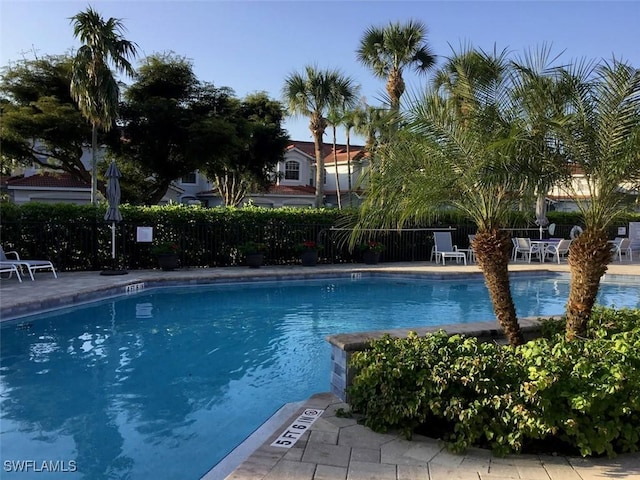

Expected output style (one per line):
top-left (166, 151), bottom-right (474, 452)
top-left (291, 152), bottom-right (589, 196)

top-left (348, 331), bottom-right (528, 453)
top-left (518, 329), bottom-right (640, 456)
top-left (540, 306), bottom-right (640, 340)
top-left (348, 308), bottom-right (640, 457)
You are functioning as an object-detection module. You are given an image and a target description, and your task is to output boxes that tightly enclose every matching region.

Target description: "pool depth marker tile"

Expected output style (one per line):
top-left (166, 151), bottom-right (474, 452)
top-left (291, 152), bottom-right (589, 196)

top-left (270, 408), bottom-right (324, 448)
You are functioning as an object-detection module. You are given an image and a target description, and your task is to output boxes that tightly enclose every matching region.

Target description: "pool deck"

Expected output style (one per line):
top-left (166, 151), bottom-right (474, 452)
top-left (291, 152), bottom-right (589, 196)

top-left (1, 259), bottom-right (640, 480)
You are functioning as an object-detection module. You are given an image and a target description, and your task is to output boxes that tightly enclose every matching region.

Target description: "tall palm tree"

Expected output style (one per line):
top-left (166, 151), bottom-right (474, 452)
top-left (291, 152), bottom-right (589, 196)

top-left (326, 107), bottom-right (344, 209)
top-left (282, 65), bottom-right (357, 207)
top-left (69, 7), bottom-right (137, 205)
top-left (559, 59), bottom-right (640, 340)
top-left (354, 47), bottom-right (528, 346)
top-left (341, 107), bottom-right (359, 207)
top-left (352, 103), bottom-right (393, 172)
top-left (357, 19), bottom-right (436, 113)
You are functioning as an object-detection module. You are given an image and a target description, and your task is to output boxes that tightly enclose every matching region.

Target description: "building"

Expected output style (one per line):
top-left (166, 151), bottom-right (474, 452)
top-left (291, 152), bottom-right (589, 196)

top-left (4, 141), bottom-right (637, 212)
top-left (3, 140), bottom-right (366, 207)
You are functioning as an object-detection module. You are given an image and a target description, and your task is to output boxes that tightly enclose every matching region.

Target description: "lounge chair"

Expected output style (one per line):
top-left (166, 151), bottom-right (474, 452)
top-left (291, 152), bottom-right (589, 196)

top-left (0, 262), bottom-right (23, 282)
top-left (0, 246), bottom-right (57, 281)
top-left (544, 239), bottom-right (572, 264)
top-left (432, 232), bottom-right (467, 266)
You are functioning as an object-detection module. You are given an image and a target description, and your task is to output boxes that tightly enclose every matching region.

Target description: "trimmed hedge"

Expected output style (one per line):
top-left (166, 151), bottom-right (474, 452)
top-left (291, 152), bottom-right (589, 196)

top-left (1, 202), bottom-right (638, 271)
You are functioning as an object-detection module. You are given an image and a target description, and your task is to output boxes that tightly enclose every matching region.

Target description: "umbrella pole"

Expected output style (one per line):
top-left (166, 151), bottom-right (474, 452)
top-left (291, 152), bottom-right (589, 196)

top-left (112, 223), bottom-right (116, 259)
top-left (101, 222), bottom-right (128, 276)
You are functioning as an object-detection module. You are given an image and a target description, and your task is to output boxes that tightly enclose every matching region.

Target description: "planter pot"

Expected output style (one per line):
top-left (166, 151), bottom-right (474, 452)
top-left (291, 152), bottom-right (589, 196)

top-left (300, 250), bottom-right (318, 267)
top-left (362, 251), bottom-right (381, 265)
top-left (245, 253), bottom-right (265, 268)
top-left (157, 253), bottom-right (180, 271)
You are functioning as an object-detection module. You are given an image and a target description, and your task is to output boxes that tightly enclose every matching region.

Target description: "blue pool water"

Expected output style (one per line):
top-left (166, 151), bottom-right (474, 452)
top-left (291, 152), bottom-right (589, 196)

top-left (1, 274), bottom-right (639, 479)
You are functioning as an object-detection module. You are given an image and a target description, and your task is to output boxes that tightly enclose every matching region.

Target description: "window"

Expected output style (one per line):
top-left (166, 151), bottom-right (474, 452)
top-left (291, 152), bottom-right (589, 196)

top-left (284, 161), bottom-right (300, 180)
top-left (181, 172), bottom-right (197, 184)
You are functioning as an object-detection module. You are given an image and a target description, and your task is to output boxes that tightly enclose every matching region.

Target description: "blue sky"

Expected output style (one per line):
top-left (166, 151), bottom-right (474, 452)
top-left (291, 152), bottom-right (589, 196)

top-left (2, 1), bottom-right (639, 145)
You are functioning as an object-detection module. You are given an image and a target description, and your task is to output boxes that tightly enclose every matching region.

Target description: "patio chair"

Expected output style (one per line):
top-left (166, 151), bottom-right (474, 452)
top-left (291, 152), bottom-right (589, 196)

top-left (0, 246), bottom-right (57, 281)
top-left (433, 232), bottom-right (467, 266)
top-left (544, 239), bottom-right (572, 264)
top-left (0, 262), bottom-right (23, 282)
top-left (611, 238), bottom-right (633, 262)
top-left (513, 237), bottom-right (542, 263)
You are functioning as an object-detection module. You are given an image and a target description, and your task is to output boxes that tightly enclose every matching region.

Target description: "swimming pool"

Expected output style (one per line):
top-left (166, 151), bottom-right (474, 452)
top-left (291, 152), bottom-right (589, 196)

top-left (1, 273), bottom-right (638, 479)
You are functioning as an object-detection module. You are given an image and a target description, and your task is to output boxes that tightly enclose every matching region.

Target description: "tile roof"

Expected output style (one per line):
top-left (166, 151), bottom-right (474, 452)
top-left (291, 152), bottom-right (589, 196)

top-left (7, 172), bottom-right (90, 189)
top-left (266, 185), bottom-right (315, 195)
top-left (288, 141), bottom-right (365, 164)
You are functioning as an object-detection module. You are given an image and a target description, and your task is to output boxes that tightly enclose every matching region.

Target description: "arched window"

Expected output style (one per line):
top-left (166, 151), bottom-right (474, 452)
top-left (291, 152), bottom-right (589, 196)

top-left (284, 161), bottom-right (300, 180)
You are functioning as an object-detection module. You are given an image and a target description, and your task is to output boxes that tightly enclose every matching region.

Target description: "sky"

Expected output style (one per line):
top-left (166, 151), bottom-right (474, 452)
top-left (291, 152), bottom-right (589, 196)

top-left (1, 0), bottom-right (639, 145)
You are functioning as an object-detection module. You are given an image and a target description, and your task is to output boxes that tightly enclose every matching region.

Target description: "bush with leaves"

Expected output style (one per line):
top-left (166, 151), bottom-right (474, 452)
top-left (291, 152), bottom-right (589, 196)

top-left (348, 308), bottom-right (640, 457)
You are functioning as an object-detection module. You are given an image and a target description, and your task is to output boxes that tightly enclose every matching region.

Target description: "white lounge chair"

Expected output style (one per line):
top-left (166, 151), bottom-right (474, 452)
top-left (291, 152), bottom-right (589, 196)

top-left (544, 239), bottom-right (572, 264)
top-left (433, 232), bottom-right (467, 266)
top-left (0, 246), bottom-right (57, 281)
top-left (611, 238), bottom-right (633, 262)
top-left (0, 262), bottom-right (23, 282)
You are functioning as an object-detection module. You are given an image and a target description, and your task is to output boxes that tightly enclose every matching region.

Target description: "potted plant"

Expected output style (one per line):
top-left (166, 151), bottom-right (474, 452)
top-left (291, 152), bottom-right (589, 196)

top-left (358, 240), bottom-right (385, 265)
top-left (296, 240), bottom-right (323, 266)
top-left (151, 241), bottom-right (181, 271)
top-left (239, 241), bottom-right (267, 268)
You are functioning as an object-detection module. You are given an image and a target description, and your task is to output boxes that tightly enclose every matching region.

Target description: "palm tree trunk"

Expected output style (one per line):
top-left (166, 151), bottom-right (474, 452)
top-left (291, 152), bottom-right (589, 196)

top-left (91, 123), bottom-right (98, 205)
top-left (332, 125), bottom-right (342, 209)
top-left (474, 229), bottom-right (524, 346)
top-left (565, 228), bottom-right (610, 340)
top-left (346, 128), bottom-right (352, 207)
top-left (313, 132), bottom-right (325, 208)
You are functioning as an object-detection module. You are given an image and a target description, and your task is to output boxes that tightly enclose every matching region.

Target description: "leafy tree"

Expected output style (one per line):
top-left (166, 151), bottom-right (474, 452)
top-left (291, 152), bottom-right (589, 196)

top-left (354, 47), bottom-right (528, 346)
top-left (0, 55), bottom-right (91, 182)
top-left (559, 59), bottom-right (640, 340)
top-left (283, 65), bottom-right (357, 207)
top-left (112, 53), bottom-right (225, 204)
top-left (69, 6), bottom-right (137, 204)
top-left (357, 19), bottom-right (436, 112)
top-left (113, 55), bottom-right (288, 206)
top-left (199, 92), bottom-right (290, 206)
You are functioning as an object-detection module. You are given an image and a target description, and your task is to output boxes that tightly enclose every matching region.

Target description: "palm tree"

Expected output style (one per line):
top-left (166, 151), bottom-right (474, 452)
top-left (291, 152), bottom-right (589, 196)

top-left (326, 107), bottom-right (343, 209)
top-left (69, 7), bottom-right (137, 205)
top-left (354, 47), bottom-right (528, 346)
top-left (282, 65), bottom-right (357, 207)
top-left (511, 46), bottom-right (574, 213)
top-left (558, 59), bottom-right (640, 340)
top-left (357, 19), bottom-right (436, 112)
top-left (341, 107), bottom-right (359, 207)
top-left (352, 102), bottom-right (393, 172)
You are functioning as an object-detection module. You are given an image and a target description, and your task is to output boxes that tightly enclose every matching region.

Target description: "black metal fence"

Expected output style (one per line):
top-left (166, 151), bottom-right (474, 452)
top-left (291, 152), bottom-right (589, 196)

top-left (1, 220), bottom-right (477, 271)
top-left (0, 219), bottom-right (623, 272)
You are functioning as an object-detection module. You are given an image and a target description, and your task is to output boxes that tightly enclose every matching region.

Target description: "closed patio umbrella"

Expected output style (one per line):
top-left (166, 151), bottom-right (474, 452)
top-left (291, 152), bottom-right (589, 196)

top-left (534, 194), bottom-right (549, 239)
top-left (101, 161), bottom-right (127, 275)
